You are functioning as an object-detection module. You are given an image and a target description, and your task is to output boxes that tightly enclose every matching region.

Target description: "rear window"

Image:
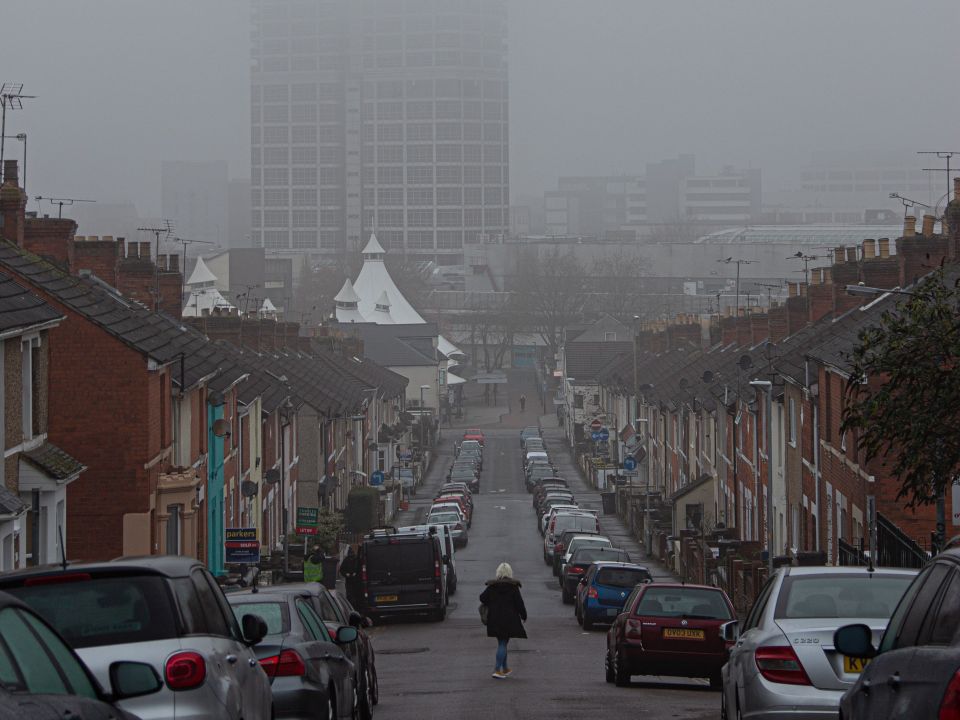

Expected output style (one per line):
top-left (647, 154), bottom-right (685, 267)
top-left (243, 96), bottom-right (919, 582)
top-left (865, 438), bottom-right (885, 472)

top-left (597, 567), bottom-right (650, 587)
top-left (7, 575), bottom-right (179, 649)
top-left (574, 548), bottom-right (625, 564)
top-left (634, 587), bottom-right (732, 620)
top-left (428, 513), bottom-right (460, 524)
top-left (365, 541), bottom-right (435, 579)
top-left (776, 574), bottom-right (913, 620)
top-left (555, 516), bottom-right (596, 534)
top-left (230, 601), bottom-right (289, 635)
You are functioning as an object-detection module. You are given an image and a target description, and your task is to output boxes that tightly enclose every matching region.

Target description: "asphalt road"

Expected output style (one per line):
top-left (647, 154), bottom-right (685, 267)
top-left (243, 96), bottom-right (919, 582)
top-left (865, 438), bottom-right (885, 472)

top-left (368, 424), bottom-right (720, 720)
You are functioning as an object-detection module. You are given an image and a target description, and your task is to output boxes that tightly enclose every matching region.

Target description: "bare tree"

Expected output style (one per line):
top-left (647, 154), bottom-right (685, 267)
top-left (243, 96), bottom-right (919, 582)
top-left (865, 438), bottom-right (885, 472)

top-left (590, 250), bottom-right (651, 321)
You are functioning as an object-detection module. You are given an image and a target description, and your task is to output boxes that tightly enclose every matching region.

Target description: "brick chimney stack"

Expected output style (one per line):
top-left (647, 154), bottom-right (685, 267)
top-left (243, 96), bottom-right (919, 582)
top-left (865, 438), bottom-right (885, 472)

top-left (0, 160), bottom-right (27, 247)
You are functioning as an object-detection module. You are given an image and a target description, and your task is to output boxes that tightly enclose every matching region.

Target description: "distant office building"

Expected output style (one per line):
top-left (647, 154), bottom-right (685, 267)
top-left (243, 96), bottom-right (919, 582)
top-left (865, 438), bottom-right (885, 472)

top-left (543, 158), bottom-right (760, 240)
top-left (227, 178), bottom-right (252, 248)
top-left (161, 161), bottom-right (229, 247)
top-left (250, 0), bottom-right (509, 264)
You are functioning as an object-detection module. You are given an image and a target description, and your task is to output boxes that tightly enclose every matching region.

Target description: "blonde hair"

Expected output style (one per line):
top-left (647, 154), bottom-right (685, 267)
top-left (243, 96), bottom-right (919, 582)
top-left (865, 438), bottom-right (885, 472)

top-left (495, 562), bottom-right (513, 580)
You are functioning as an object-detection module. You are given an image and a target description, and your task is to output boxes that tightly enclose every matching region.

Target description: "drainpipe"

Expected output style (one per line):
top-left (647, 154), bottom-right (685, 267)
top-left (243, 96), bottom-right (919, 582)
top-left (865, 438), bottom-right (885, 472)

top-left (807, 360), bottom-right (821, 554)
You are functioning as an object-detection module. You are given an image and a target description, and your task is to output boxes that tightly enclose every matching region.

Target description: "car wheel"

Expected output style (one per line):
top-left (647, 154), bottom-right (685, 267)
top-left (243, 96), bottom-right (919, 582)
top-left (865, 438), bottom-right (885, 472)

top-left (614, 648), bottom-right (630, 687)
top-left (324, 688), bottom-right (336, 720)
top-left (561, 586), bottom-right (573, 605)
top-left (605, 650), bottom-right (615, 683)
top-left (582, 613), bottom-right (593, 631)
top-left (720, 686), bottom-right (728, 720)
top-left (369, 665), bottom-right (379, 706)
top-left (709, 672), bottom-right (723, 691)
top-left (358, 669), bottom-right (374, 720)
top-left (434, 606), bottom-right (446, 622)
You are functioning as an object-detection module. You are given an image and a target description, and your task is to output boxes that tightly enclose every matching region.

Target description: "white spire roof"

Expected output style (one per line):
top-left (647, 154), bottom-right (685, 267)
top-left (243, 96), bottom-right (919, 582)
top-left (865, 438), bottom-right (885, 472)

top-left (334, 278), bottom-right (361, 304)
top-left (373, 291), bottom-right (395, 323)
top-left (182, 287), bottom-right (235, 317)
top-left (260, 297), bottom-right (277, 314)
top-left (362, 232), bottom-right (385, 257)
top-left (185, 256), bottom-right (217, 286)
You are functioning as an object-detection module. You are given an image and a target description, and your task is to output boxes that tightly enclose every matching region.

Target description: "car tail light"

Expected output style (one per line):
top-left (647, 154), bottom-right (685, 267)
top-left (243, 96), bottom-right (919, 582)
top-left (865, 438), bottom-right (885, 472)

top-left (165, 651), bottom-right (207, 689)
top-left (569, 566), bottom-right (584, 574)
top-left (555, 542), bottom-right (564, 553)
top-left (626, 618), bottom-right (644, 640)
top-left (435, 558), bottom-right (442, 578)
top-left (361, 562), bottom-right (367, 582)
top-left (754, 646), bottom-right (811, 686)
top-left (23, 572), bottom-right (92, 586)
top-left (587, 586), bottom-right (599, 599)
top-left (939, 669), bottom-right (960, 720)
top-left (259, 650), bottom-right (306, 678)
top-left (454, 522), bottom-right (464, 531)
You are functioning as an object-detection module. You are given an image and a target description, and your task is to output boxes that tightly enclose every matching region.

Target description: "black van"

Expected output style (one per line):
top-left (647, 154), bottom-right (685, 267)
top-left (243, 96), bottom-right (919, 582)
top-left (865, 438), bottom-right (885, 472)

top-left (358, 528), bottom-right (447, 621)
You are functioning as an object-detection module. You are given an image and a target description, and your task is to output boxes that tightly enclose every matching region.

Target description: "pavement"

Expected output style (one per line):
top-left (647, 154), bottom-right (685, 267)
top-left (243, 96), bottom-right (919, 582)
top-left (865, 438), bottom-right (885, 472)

top-left (369, 370), bottom-right (712, 719)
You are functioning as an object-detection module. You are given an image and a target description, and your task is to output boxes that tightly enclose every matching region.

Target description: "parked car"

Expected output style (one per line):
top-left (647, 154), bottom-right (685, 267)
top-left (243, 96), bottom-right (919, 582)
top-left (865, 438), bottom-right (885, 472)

top-left (721, 566), bottom-right (916, 720)
top-left (576, 561), bottom-right (652, 627)
top-left (227, 590), bottom-right (359, 720)
top-left (834, 550), bottom-right (960, 720)
top-left (545, 513), bottom-right (602, 566)
top-left (532, 479), bottom-right (569, 505)
top-left (526, 468), bottom-right (562, 492)
top-left (462, 428), bottom-right (486, 446)
top-left (0, 556), bottom-right (273, 720)
top-left (279, 583), bottom-right (380, 720)
top-left (520, 426), bottom-right (542, 447)
top-left (562, 547), bottom-right (631, 600)
top-left (607, 582), bottom-right (736, 687)
top-left (456, 445), bottom-right (483, 471)
top-left (0, 590), bottom-right (162, 719)
top-left (557, 534), bottom-right (614, 577)
top-left (524, 450), bottom-right (549, 469)
top-left (358, 528), bottom-right (448, 621)
top-left (426, 510), bottom-right (468, 547)
top-left (398, 524), bottom-right (458, 596)
top-left (433, 496), bottom-right (471, 526)
top-left (540, 503), bottom-right (580, 536)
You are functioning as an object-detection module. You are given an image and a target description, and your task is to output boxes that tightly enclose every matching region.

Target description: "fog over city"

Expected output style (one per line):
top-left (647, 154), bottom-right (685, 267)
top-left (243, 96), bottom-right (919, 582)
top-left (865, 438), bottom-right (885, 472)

top-left (4, 0), bottom-right (958, 215)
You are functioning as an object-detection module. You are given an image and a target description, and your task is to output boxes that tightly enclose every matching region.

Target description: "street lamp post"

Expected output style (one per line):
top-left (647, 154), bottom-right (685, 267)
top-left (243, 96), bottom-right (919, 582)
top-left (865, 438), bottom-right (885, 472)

top-left (750, 379), bottom-right (774, 576)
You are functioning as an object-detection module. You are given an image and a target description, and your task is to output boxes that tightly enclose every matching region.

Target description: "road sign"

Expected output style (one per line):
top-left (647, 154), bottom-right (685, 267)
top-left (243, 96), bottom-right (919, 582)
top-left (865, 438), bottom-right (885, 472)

top-left (590, 418), bottom-right (603, 431)
top-left (598, 428), bottom-right (610, 442)
top-left (296, 507), bottom-right (318, 528)
top-left (295, 526), bottom-right (318, 536)
top-left (224, 528), bottom-right (260, 564)
top-left (371, 470), bottom-right (385, 486)
top-left (623, 456), bottom-right (637, 472)
top-left (591, 431), bottom-right (601, 441)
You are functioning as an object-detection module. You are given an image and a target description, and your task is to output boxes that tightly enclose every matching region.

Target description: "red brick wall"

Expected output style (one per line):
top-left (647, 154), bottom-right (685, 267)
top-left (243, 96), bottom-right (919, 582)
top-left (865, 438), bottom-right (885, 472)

top-left (73, 238), bottom-right (120, 285)
top-left (22, 217), bottom-right (77, 269)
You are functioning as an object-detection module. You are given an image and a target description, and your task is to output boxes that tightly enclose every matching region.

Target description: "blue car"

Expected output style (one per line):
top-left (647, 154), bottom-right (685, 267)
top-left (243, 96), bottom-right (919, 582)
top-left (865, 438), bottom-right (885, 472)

top-left (575, 562), bottom-right (652, 629)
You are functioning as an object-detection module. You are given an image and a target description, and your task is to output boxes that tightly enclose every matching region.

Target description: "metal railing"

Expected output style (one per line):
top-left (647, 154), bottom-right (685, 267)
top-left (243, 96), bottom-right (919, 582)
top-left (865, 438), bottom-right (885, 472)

top-left (876, 512), bottom-right (929, 569)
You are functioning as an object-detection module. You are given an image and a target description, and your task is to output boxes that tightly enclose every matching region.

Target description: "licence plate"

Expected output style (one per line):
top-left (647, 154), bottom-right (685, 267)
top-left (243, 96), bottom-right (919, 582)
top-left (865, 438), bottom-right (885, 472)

top-left (375, 595), bottom-right (398, 603)
top-left (663, 628), bottom-right (705, 640)
top-left (606, 608), bottom-right (619, 616)
top-left (844, 656), bottom-right (870, 673)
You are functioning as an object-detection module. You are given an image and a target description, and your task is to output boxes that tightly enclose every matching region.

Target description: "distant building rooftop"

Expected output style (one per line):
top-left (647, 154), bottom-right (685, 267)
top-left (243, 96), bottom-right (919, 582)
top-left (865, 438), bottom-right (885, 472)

top-left (695, 225), bottom-right (903, 246)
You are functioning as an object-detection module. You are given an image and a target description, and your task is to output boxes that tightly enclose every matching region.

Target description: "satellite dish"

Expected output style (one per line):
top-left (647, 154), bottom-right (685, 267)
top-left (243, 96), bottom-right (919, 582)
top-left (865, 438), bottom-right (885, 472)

top-left (678, 378), bottom-right (689, 390)
top-left (241, 480), bottom-right (258, 498)
top-left (212, 418), bottom-right (231, 438)
top-left (738, 354), bottom-right (754, 371)
top-left (264, 468), bottom-right (281, 485)
top-left (702, 370), bottom-right (714, 384)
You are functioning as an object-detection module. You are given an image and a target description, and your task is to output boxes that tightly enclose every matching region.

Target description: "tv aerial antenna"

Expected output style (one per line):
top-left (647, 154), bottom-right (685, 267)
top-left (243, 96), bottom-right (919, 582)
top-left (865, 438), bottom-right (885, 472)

top-left (918, 151), bottom-right (959, 216)
top-left (888, 192), bottom-right (930, 218)
top-left (787, 251), bottom-right (826, 285)
top-left (752, 281), bottom-right (785, 307)
top-left (137, 220), bottom-right (175, 262)
top-left (35, 195), bottom-right (96, 219)
top-left (0, 83), bottom-right (35, 182)
top-left (170, 235), bottom-right (215, 263)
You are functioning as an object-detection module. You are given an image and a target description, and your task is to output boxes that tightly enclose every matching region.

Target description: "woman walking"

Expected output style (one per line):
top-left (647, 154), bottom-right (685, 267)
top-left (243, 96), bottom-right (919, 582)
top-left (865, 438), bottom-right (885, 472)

top-left (479, 562), bottom-right (527, 679)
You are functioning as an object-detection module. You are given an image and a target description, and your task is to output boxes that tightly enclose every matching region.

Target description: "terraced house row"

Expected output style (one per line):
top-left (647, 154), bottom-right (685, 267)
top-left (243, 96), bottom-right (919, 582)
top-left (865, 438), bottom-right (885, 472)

top-left (569, 178), bottom-right (960, 609)
top-left (0, 159), bottom-right (413, 574)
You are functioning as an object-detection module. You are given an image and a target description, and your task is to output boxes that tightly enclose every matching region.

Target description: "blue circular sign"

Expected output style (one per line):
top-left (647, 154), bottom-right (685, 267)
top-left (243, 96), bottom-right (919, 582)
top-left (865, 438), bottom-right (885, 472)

top-left (623, 456), bottom-right (637, 471)
top-left (591, 431), bottom-right (601, 441)
top-left (371, 470), bottom-right (385, 486)
top-left (598, 429), bottom-right (610, 442)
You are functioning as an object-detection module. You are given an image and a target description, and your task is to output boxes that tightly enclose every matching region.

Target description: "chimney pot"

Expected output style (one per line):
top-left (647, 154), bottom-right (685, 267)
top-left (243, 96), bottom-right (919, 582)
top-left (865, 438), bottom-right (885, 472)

top-left (846, 247), bottom-right (857, 263)
top-left (863, 239), bottom-right (876, 259)
top-left (139, 241), bottom-right (151, 259)
top-left (2, 160), bottom-right (18, 186)
top-left (954, 177), bottom-right (960, 201)
top-left (103, 235), bottom-right (113, 244)
top-left (834, 247), bottom-right (845, 264)
top-left (810, 271), bottom-right (821, 286)
top-left (169, 254), bottom-right (179, 271)
top-left (822, 267), bottom-right (833, 284)
top-left (904, 215), bottom-right (917, 238)
top-left (878, 238), bottom-right (890, 258)
top-left (922, 214), bottom-right (936, 237)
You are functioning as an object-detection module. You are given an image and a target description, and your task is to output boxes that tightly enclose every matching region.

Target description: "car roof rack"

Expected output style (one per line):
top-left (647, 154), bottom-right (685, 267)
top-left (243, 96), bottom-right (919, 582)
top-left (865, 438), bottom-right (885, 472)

top-left (366, 526), bottom-right (399, 537)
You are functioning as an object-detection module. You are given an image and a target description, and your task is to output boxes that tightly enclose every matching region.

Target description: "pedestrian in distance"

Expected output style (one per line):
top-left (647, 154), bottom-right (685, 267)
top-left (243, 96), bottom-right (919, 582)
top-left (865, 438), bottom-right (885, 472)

top-left (519, 394), bottom-right (526, 411)
top-left (479, 562), bottom-right (527, 679)
top-left (339, 545), bottom-right (362, 609)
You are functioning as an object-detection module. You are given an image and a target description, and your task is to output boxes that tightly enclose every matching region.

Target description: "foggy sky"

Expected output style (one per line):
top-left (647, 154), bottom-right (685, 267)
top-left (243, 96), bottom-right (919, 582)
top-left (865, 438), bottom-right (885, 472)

top-left (3, 0), bottom-right (958, 217)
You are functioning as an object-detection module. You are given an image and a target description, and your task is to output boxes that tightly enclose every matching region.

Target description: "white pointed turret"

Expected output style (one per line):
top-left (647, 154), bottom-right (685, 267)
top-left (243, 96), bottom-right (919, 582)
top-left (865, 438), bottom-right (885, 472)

top-left (362, 232), bottom-right (386, 260)
top-left (373, 290), bottom-right (395, 323)
top-left (334, 279), bottom-right (366, 323)
top-left (260, 297), bottom-right (278, 317)
top-left (185, 256), bottom-right (217, 286)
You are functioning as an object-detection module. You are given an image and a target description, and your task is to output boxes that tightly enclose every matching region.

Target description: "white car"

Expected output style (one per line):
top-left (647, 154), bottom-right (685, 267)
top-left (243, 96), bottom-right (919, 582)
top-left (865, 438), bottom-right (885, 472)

top-left (426, 510), bottom-right (468, 548)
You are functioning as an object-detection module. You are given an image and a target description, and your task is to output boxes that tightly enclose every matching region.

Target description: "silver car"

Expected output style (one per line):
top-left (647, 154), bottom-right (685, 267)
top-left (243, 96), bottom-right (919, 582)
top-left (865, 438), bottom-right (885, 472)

top-left (0, 556), bottom-right (273, 720)
top-left (721, 565), bottom-right (916, 720)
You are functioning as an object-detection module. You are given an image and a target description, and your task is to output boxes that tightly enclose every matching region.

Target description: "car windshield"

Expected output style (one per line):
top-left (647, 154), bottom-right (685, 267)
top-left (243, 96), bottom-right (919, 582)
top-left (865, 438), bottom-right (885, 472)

top-left (7, 574), bottom-right (179, 649)
top-left (428, 513), bottom-right (461, 524)
top-left (597, 567), bottom-right (651, 587)
top-left (776, 574), bottom-right (914, 619)
top-left (634, 587), bottom-right (732, 620)
top-left (230, 601), bottom-right (289, 635)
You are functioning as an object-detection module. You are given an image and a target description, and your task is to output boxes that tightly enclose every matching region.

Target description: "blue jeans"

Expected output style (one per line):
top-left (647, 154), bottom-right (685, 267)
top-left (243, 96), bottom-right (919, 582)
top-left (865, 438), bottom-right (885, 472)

top-left (495, 638), bottom-right (509, 671)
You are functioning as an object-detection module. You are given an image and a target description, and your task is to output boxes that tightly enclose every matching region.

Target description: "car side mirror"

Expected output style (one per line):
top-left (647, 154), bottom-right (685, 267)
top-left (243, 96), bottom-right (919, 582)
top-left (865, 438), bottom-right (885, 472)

top-left (335, 625), bottom-right (359, 644)
top-left (242, 613), bottom-right (268, 646)
top-left (719, 620), bottom-right (740, 643)
top-left (834, 624), bottom-right (877, 659)
top-left (109, 661), bottom-right (163, 700)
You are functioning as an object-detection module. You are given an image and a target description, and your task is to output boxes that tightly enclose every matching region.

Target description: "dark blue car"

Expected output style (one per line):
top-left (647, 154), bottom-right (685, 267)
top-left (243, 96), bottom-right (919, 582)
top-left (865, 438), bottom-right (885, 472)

top-left (575, 562), bottom-right (652, 629)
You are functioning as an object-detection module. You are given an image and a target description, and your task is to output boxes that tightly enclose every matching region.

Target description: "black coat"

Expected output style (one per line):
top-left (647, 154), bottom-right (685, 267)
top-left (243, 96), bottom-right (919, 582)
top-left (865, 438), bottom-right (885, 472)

top-left (479, 578), bottom-right (527, 639)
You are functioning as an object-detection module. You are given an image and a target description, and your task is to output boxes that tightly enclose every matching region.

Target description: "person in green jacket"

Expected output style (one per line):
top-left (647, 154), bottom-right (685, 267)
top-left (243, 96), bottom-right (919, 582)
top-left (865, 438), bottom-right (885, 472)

top-left (304, 546), bottom-right (324, 583)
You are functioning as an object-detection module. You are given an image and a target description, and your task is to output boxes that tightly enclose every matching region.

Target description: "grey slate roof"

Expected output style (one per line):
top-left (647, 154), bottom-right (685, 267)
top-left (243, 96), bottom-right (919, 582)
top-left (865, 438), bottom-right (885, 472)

top-left (22, 442), bottom-right (86, 480)
top-left (0, 271), bottom-right (63, 335)
top-left (353, 323), bottom-right (440, 367)
top-left (0, 487), bottom-right (26, 517)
